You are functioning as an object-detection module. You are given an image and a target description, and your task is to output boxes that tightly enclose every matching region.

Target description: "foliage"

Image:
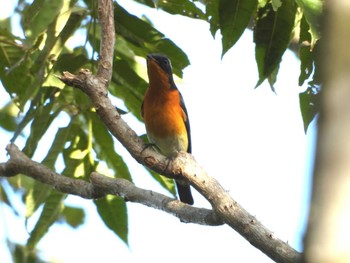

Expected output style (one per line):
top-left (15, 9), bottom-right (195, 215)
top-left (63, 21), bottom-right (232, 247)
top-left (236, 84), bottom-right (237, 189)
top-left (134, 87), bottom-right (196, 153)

top-left (0, 0), bottom-right (323, 258)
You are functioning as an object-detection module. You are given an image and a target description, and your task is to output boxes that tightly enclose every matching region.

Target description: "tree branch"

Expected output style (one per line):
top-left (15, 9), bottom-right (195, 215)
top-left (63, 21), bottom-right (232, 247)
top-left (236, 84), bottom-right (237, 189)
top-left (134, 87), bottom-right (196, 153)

top-left (97, 0), bottom-right (115, 82)
top-left (0, 143), bottom-right (222, 226)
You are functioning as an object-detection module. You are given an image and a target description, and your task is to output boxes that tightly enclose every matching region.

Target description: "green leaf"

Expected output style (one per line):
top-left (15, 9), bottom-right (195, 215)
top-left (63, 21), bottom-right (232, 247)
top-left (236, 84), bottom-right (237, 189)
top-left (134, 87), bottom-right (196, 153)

top-left (0, 28), bottom-right (25, 68)
top-left (295, 0), bottom-right (322, 47)
top-left (147, 169), bottom-right (176, 197)
top-left (89, 111), bottom-right (133, 181)
top-left (113, 3), bottom-right (189, 77)
top-left (134, 0), bottom-right (205, 19)
top-left (21, 0), bottom-right (64, 44)
top-left (25, 124), bottom-right (73, 218)
top-left (54, 48), bottom-right (89, 73)
top-left (254, 0), bottom-right (297, 87)
top-left (94, 196), bottom-right (128, 245)
top-left (0, 53), bottom-right (34, 105)
top-left (62, 122), bottom-right (93, 179)
top-left (206, 0), bottom-right (219, 37)
top-left (219, 0), bottom-right (258, 56)
top-left (25, 182), bottom-right (51, 219)
top-left (160, 0), bottom-right (205, 19)
top-left (299, 84), bottom-right (320, 132)
top-left (7, 240), bottom-right (44, 263)
top-left (60, 206), bottom-right (85, 228)
top-left (22, 98), bottom-right (60, 158)
top-left (27, 190), bottom-right (65, 249)
top-left (111, 59), bottom-right (147, 120)
top-left (0, 101), bottom-right (20, 132)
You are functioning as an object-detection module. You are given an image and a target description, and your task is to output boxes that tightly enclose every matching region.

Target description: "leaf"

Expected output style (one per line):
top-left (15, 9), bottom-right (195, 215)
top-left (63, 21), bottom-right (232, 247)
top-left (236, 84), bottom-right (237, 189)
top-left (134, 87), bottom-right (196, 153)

top-left (147, 169), bottom-right (176, 197)
top-left (89, 111), bottom-right (133, 181)
top-left (94, 196), bottom-right (128, 245)
top-left (113, 3), bottom-right (190, 77)
top-left (110, 59), bottom-right (148, 120)
top-left (206, 0), bottom-right (219, 37)
top-left (298, 15), bottom-right (313, 86)
top-left (134, 0), bottom-right (205, 19)
top-left (0, 28), bottom-right (25, 68)
top-left (295, 0), bottom-right (322, 47)
top-left (299, 84), bottom-right (320, 132)
top-left (60, 206), bottom-right (85, 228)
top-left (22, 98), bottom-right (60, 158)
top-left (219, 0), bottom-right (258, 56)
top-left (21, 0), bottom-right (64, 44)
top-left (0, 53), bottom-right (34, 105)
top-left (27, 190), bottom-right (65, 249)
top-left (62, 122), bottom-right (93, 179)
top-left (25, 125), bottom-right (73, 218)
top-left (53, 48), bottom-right (89, 73)
top-left (0, 101), bottom-right (20, 132)
top-left (254, 0), bottom-right (297, 87)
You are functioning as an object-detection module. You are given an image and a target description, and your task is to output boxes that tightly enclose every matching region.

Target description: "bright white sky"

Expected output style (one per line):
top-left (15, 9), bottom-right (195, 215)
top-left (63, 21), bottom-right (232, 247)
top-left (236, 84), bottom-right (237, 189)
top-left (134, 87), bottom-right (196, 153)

top-left (0, 0), bottom-right (316, 262)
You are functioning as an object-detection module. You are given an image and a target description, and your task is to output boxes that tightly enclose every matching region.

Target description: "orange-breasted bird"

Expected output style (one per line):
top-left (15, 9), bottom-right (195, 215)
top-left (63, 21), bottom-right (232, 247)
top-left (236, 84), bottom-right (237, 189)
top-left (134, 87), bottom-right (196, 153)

top-left (141, 54), bottom-right (194, 205)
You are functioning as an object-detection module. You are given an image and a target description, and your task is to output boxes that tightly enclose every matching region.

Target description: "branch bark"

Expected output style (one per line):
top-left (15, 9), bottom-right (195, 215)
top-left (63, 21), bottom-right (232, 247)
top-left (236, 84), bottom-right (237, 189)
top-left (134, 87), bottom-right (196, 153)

top-left (0, 0), bottom-right (301, 262)
top-left (0, 143), bottom-right (221, 226)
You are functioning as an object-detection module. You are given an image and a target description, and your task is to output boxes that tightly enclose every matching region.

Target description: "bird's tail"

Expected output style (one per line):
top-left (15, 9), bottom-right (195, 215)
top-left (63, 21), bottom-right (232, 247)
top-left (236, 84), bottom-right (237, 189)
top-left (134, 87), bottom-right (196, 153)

top-left (176, 180), bottom-right (194, 205)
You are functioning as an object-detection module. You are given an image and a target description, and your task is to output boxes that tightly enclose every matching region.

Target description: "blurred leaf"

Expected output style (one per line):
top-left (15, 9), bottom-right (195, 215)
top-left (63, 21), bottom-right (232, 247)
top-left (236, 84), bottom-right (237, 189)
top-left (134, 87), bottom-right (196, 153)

top-left (0, 183), bottom-right (20, 216)
top-left (298, 15), bottom-right (313, 86)
top-left (94, 195), bottom-right (128, 245)
top-left (0, 28), bottom-right (25, 68)
top-left (113, 3), bottom-right (190, 77)
top-left (60, 205), bottom-right (85, 228)
top-left (21, 0), bottom-right (64, 43)
top-left (22, 98), bottom-right (61, 158)
top-left (0, 54), bottom-right (34, 105)
top-left (62, 122), bottom-right (93, 179)
top-left (25, 181), bottom-right (50, 219)
top-left (10, 86), bottom-right (60, 143)
top-left (299, 84), bottom-right (320, 132)
top-left (0, 101), bottom-right (20, 132)
top-left (148, 169), bottom-right (176, 197)
top-left (254, 0), bottom-right (297, 87)
top-left (54, 49), bottom-right (89, 73)
top-left (89, 111), bottom-right (133, 181)
top-left (295, 0), bottom-right (322, 47)
top-left (111, 59), bottom-right (147, 120)
top-left (219, 0), bottom-right (258, 56)
top-left (27, 190), bottom-right (65, 249)
top-left (25, 124), bottom-right (73, 218)
top-left (7, 240), bottom-right (45, 263)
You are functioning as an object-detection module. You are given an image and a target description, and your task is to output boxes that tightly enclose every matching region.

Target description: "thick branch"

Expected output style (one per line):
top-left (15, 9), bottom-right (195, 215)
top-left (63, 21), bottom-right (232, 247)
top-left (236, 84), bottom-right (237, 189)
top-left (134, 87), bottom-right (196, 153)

top-left (0, 143), bottom-right (221, 226)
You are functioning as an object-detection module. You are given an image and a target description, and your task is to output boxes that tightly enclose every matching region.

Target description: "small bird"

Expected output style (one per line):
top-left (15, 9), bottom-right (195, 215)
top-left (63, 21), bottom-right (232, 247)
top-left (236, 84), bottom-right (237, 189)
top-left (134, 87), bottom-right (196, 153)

top-left (141, 54), bottom-right (194, 205)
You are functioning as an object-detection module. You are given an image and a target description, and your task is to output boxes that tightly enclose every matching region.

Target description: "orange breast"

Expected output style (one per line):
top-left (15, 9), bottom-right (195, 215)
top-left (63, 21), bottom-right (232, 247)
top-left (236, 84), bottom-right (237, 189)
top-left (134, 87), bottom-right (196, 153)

top-left (143, 88), bottom-right (188, 155)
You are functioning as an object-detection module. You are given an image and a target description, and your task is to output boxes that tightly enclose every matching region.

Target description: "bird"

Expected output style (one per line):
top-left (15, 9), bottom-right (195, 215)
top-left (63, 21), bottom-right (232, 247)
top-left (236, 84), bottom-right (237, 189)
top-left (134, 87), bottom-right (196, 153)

top-left (141, 53), bottom-right (194, 205)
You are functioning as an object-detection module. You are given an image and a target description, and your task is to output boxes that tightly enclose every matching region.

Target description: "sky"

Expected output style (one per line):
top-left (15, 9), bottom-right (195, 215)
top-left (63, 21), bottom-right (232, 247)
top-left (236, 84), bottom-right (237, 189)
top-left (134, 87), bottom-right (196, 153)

top-left (0, 0), bottom-right (316, 262)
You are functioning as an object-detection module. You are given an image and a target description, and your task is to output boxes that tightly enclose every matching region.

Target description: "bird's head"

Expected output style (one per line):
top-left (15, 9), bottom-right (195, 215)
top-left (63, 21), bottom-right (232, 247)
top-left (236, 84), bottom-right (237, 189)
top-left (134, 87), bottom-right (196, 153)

top-left (147, 54), bottom-right (176, 89)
